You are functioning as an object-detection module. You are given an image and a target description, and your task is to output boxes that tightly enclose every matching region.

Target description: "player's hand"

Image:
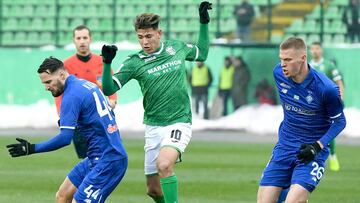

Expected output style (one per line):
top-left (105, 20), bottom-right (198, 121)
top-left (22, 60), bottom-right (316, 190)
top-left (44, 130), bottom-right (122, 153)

top-left (101, 45), bottom-right (118, 64)
top-left (6, 138), bottom-right (35, 157)
top-left (296, 142), bottom-right (322, 164)
top-left (108, 99), bottom-right (117, 109)
top-left (199, 1), bottom-right (212, 24)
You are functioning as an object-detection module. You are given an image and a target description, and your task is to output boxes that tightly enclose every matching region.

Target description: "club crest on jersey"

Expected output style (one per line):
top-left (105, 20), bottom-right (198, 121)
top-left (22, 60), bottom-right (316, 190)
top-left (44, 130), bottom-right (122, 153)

top-left (166, 46), bottom-right (176, 55)
top-left (306, 95), bottom-right (313, 104)
top-left (107, 124), bottom-right (118, 134)
top-left (293, 95), bottom-right (299, 100)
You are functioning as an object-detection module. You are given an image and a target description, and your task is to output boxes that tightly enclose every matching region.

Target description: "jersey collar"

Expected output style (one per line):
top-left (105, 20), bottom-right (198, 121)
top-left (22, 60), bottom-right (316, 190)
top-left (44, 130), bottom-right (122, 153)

top-left (310, 57), bottom-right (324, 67)
top-left (138, 42), bottom-right (164, 58)
top-left (64, 75), bottom-right (76, 90)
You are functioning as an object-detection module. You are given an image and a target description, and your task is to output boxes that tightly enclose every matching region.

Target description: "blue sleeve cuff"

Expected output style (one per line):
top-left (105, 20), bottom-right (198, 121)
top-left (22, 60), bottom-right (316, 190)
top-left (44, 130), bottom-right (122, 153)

top-left (34, 128), bottom-right (74, 153)
top-left (319, 113), bottom-right (346, 146)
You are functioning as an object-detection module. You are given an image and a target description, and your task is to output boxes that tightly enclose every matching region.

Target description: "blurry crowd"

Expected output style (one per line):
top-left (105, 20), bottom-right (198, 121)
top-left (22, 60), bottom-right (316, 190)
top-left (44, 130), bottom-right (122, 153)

top-left (187, 56), bottom-right (277, 119)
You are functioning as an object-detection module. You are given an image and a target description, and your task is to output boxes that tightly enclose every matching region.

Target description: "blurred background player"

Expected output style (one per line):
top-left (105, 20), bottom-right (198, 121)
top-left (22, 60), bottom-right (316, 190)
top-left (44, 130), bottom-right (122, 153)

top-left (310, 41), bottom-right (345, 171)
top-left (55, 25), bottom-right (118, 159)
top-left (7, 57), bottom-right (127, 203)
top-left (257, 37), bottom-right (346, 203)
top-left (101, 2), bottom-right (212, 203)
top-left (188, 61), bottom-right (213, 119)
top-left (233, 0), bottom-right (255, 42)
top-left (219, 56), bottom-right (235, 116)
top-left (232, 56), bottom-right (251, 110)
top-left (342, 0), bottom-right (360, 43)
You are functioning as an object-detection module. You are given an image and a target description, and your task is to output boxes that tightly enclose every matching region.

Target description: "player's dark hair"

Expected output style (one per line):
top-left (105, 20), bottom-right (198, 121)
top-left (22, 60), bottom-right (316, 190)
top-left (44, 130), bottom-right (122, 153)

top-left (134, 13), bottom-right (160, 31)
top-left (73, 25), bottom-right (91, 37)
top-left (280, 37), bottom-right (307, 52)
top-left (37, 57), bottom-right (65, 74)
top-left (311, 41), bottom-right (322, 47)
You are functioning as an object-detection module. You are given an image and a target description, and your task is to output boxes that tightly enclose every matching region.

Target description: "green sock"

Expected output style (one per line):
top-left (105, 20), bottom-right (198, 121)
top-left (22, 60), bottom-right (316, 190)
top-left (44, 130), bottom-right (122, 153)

top-left (330, 139), bottom-right (336, 155)
top-left (151, 195), bottom-right (165, 203)
top-left (160, 175), bottom-right (178, 203)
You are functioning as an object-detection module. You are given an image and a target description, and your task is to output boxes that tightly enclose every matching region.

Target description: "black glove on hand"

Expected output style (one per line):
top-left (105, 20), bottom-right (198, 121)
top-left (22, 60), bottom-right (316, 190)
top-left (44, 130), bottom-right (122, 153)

top-left (101, 45), bottom-right (118, 64)
top-left (199, 1), bottom-right (212, 24)
top-left (6, 138), bottom-right (35, 157)
top-left (296, 142), bottom-right (322, 164)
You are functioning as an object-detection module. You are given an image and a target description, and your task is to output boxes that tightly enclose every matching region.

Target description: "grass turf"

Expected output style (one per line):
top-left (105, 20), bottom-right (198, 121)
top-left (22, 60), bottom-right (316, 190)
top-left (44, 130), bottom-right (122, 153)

top-left (0, 136), bottom-right (359, 202)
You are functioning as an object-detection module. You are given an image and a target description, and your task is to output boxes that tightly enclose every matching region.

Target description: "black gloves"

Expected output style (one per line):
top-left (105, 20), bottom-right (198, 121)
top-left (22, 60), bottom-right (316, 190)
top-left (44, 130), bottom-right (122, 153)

top-left (6, 138), bottom-right (35, 157)
top-left (297, 142), bottom-right (322, 164)
top-left (101, 45), bottom-right (118, 64)
top-left (199, 1), bottom-right (212, 24)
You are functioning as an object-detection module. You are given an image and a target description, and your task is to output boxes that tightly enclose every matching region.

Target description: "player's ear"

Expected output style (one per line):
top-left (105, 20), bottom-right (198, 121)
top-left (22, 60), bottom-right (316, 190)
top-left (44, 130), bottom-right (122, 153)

top-left (157, 29), bottom-right (162, 39)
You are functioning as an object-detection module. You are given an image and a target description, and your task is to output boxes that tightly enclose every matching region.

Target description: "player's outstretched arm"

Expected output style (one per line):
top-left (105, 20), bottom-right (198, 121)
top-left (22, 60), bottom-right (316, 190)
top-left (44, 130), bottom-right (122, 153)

top-left (196, 1), bottom-right (212, 61)
top-left (102, 45), bottom-right (119, 96)
top-left (6, 129), bottom-right (75, 157)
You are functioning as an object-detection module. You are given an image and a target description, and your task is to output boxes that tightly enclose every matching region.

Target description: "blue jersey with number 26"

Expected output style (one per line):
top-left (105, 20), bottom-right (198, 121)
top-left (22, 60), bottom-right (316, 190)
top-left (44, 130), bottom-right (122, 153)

top-left (60, 75), bottom-right (127, 162)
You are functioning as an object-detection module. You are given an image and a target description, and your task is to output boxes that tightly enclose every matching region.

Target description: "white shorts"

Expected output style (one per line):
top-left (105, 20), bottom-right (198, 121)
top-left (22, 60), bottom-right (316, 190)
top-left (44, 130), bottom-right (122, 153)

top-left (144, 122), bottom-right (192, 175)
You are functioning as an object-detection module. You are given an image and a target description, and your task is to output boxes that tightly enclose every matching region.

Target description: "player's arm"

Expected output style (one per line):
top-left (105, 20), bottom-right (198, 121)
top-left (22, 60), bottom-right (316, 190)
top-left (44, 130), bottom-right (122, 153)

top-left (297, 86), bottom-right (346, 164)
top-left (335, 80), bottom-right (345, 100)
top-left (185, 1), bottom-right (212, 62)
top-left (329, 63), bottom-right (345, 100)
top-left (6, 129), bottom-right (74, 157)
top-left (101, 45), bottom-right (119, 96)
top-left (318, 86), bottom-right (347, 147)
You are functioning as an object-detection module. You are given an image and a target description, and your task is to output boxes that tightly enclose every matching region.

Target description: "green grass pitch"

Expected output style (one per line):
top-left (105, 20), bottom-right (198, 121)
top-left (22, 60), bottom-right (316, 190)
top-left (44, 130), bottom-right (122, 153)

top-left (0, 136), bottom-right (359, 202)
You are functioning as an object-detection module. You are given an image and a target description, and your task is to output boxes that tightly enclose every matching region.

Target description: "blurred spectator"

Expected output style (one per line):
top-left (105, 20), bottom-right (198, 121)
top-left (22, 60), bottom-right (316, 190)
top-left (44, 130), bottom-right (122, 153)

top-left (255, 78), bottom-right (277, 105)
top-left (231, 56), bottom-right (251, 110)
top-left (342, 0), bottom-right (360, 43)
top-left (233, 0), bottom-right (255, 42)
top-left (219, 56), bottom-right (235, 116)
top-left (189, 61), bottom-right (213, 119)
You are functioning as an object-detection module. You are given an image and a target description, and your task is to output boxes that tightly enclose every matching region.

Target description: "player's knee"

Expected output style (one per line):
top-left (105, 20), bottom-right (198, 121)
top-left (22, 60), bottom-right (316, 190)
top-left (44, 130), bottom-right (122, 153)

top-left (146, 186), bottom-right (162, 198)
top-left (56, 189), bottom-right (71, 202)
top-left (156, 160), bottom-right (173, 176)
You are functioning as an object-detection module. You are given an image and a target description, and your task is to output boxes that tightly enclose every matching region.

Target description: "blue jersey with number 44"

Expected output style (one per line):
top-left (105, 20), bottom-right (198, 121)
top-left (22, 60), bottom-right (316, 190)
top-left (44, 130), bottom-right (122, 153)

top-left (60, 75), bottom-right (127, 162)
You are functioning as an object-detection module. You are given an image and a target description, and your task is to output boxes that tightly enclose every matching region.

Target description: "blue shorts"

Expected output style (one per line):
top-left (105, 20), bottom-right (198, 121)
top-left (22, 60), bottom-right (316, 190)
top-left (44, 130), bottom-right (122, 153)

top-left (259, 144), bottom-right (329, 192)
top-left (68, 157), bottom-right (128, 202)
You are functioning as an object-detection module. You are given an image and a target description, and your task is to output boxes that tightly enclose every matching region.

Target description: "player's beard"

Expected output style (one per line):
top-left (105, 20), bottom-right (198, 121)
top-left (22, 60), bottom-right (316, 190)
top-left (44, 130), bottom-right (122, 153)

top-left (51, 79), bottom-right (65, 97)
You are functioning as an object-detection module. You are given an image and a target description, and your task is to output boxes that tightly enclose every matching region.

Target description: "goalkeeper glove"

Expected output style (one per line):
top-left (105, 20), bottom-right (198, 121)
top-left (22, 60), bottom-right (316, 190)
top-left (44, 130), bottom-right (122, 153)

top-left (6, 138), bottom-right (35, 157)
top-left (296, 142), bottom-right (322, 164)
top-left (101, 45), bottom-right (118, 64)
top-left (199, 1), bottom-right (212, 24)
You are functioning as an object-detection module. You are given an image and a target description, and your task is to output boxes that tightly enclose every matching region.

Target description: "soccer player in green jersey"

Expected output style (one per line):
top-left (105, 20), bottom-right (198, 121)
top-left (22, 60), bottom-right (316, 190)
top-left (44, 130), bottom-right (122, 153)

top-left (310, 41), bottom-right (345, 172)
top-left (101, 2), bottom-right (212, 203)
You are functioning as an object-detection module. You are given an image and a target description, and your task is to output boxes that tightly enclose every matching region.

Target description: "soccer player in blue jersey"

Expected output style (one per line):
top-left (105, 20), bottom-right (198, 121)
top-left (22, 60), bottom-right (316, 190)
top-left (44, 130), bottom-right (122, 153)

top-left (257, 37), bottom-right (346, 203)
top-left (6, 57), bottom-right (128, 203)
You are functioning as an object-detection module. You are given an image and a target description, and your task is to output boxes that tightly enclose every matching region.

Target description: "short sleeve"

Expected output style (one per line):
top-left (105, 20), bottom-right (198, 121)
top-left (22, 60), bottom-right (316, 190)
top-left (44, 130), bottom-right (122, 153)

top-left (59, 94), bottom-right (82, 129)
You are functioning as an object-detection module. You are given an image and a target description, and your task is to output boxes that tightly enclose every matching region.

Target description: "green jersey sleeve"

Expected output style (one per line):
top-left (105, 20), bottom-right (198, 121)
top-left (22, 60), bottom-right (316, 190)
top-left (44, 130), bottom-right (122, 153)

top-left (113, 56), bottom-right (136, 89)
top-left (185, 24), bottom-right (209, 62)
top-left (328, 62), bottom-right (342, 82)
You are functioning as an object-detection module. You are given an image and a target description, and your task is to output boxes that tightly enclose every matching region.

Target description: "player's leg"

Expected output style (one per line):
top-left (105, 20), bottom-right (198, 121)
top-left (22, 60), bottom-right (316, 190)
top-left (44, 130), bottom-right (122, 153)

top-left (157, 123), bottom-right (192, 203)
top-left (284, 184), bottom-right (309, 203)
top-left (257, 186), bottom-right (283, 203)
top-left (73, 158), bottom-right (127, 203)
top-left (144, 126), bottom-right (165, 202)
top-left (157, 147), bottom-right (180, 203)
top-left (258, 146), bottom-right (294, 203)
top-left (72, 129), bottom-right (87, 159)
top-left (57, 158), bottom-right (91, 203)
top-left (56, 177), bottom-right (77, 203)
top-left (290, 150), bottom-right (329, 203)
top-left (328, 139), bottom-right (340, 171)
top-left (146, 175), bottom-right (164, 203)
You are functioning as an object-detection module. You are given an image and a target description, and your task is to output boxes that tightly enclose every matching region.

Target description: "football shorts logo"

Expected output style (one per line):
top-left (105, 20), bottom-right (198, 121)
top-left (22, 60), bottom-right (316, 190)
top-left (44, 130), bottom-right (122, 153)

top-left (107, 124), bottom-right (118, 133)
top-left (166, 46), bottom-right (176, 55)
